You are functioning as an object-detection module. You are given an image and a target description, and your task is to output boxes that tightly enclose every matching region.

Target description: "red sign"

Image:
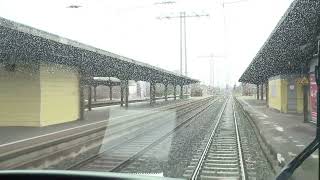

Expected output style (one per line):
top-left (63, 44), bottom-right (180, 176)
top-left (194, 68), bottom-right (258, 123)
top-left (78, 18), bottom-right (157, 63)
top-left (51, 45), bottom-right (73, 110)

top-left (309, 73), bottom-right (317, 123)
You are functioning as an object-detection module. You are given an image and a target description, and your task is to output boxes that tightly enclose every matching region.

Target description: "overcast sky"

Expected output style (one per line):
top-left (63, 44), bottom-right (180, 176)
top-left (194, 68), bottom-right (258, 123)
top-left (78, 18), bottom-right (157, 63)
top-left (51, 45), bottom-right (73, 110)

top-left (0, 0), bottom-right (293, 87)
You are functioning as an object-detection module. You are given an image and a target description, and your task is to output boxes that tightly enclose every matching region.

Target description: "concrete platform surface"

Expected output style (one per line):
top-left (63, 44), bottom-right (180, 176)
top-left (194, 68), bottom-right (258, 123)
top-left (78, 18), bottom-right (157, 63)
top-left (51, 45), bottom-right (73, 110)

top-left (237, 96), bottom-right (318, 180)
top-left (0, 98), bottom-right (193, 146)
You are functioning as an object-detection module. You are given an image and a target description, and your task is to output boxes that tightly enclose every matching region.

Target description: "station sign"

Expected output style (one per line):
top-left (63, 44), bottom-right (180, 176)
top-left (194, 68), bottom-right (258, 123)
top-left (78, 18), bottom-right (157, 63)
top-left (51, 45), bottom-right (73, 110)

top-left (296, 77), bottom-right (309, 85)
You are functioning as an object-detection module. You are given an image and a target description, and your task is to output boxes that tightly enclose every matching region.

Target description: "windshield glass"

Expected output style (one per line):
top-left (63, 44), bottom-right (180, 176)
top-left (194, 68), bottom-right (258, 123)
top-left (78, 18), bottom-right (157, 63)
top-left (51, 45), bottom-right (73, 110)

top-left (0, 0), bottom-right (318, 179)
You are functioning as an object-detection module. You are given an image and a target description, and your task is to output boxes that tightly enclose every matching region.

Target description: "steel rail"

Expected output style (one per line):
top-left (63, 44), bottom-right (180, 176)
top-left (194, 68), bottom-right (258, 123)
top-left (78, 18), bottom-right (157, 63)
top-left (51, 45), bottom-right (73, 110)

top-left (110, 97), bottom-right (221, 172)
top-left (233, 102), bottom-right (247, 180)
top-left (70, 97), bottom-right (218, 170)
top-left (190, 97), bottom-right (229, 180)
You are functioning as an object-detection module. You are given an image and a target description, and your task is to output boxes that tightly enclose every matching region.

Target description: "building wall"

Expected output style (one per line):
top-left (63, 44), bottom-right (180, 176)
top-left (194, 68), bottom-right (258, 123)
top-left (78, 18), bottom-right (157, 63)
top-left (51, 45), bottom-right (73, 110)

top-left (268, 75), bottom-right (305, 113)
top-left (40, 63), bottom-right (80, 126)
top-left (281, 79), bottom-right (288, 113)
top-left (268, 78), bottom-right (284, 112)
top-left (296, 83), bottom-right (304, 113)
top-left (0, 64), bottom-right (41, 126)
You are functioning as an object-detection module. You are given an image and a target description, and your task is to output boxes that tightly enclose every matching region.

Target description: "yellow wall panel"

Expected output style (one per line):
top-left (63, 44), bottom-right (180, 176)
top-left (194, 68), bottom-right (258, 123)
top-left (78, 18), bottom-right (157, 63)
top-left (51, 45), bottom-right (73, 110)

top-left (268, 78), bottom-right (289, 113)
top-left (0, 64), bottom-right (40, 126)
top-left (281, 79), bottom-right (288, 113)
top-left (268, 76), bottom-right (306, 114)
top-left (296, 83), bottom-right (303, 113)
top-left (40, 63), bottom-right (80, 126)
top-left (268, 78), bottom-right (282, 111)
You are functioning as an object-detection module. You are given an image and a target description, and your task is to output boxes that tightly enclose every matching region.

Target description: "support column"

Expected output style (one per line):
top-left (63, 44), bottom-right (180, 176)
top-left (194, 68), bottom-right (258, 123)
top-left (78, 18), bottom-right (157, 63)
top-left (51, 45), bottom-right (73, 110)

top-left (150, 81), bottom-right (155, 104)
top-left (120, 81), bottom-right (124, 107)
top-left (109, 86), bottom-right (113, 101)
top-left (173, 85), bottom-right (177, 100)
top-left (79, 78), bottom-right (85, 120)
top-left (93, 86), bottom-right (97, 102)
top-left (180, 84), bottom-right (183, 99)
top-left (150, 82), bottom-right (152, 104)
top-left (256, 84), bottom-right (259, 100)
top-left (125, 80), bottom-right (129, 108)
top-left (303, 84), bottom-right (308, 123)
top-left (266, 81), bottom-right (269, 107)
top-left (261, 84), bottom-right (264, 100)
top-left (88, 86), bottom-right (92, 111)
top-left (153, 83), bottom-right (156, 103)
top-left (164, 84), bottom-right (168, 101)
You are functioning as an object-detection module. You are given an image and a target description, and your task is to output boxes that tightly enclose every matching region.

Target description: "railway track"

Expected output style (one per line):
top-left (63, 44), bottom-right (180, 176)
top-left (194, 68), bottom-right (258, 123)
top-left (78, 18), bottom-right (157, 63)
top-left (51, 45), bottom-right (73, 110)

top-left (70, 96), bottom-right (218, 171)
top-left (77, 97), bottom-right (214, 151)
top-left (184, 97), bottom-right (250, 180)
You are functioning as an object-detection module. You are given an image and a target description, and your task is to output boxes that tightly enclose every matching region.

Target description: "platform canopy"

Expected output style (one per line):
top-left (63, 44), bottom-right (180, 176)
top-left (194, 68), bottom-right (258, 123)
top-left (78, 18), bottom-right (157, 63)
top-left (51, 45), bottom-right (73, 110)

top-left (82, 77), bottom-right (121, 87)
top-left (0, 17), bottom-right (199, 85)
top-left (239, 0), bottom-right (320, 84)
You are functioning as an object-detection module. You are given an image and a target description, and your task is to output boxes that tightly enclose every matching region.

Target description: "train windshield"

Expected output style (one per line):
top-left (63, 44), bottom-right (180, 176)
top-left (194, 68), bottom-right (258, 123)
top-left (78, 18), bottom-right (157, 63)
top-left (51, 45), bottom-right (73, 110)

top-left (0, 0), bottom-right (318, 180)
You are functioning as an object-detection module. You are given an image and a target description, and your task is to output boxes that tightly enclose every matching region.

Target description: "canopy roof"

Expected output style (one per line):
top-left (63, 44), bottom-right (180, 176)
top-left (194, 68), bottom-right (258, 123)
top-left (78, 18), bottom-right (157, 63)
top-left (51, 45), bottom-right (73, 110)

top-left (0, 17), bottom-right (198, 85)
top-left (239, 0), bottom-right (320, 84)
top-left (82, 78), bottom-right (121, 87)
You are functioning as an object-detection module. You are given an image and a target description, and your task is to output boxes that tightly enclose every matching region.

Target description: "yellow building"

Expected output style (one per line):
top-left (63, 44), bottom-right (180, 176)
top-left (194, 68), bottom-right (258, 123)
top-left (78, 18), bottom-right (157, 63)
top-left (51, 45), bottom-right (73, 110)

top-left (0, 16), bottom-right (198, 127)
top-left (0, 62), bottom-right (80, 127)
top-left (268, 75), bottom-right (304, 113)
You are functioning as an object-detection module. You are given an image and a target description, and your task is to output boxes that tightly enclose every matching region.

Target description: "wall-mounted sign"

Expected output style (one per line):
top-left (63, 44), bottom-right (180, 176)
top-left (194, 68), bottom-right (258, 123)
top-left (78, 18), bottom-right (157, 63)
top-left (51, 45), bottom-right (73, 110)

top-left (289, 85), bottom-right (295, 90)
top-left (296, 77), bottom-right (309, 85)
top-left (310, 73), bottom-right (317, 123)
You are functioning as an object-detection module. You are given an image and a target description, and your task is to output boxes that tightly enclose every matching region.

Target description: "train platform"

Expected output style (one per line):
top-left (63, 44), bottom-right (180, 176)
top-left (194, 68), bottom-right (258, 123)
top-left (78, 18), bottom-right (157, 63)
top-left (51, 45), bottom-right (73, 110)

top-left (85, 96), bottom-right (180, 108)
top-left (0, 97), bottom-right (189, 146)
top-left (0, 96), bottom-right (211, 170)
top-left (237, 96), bottom-right (318, 180)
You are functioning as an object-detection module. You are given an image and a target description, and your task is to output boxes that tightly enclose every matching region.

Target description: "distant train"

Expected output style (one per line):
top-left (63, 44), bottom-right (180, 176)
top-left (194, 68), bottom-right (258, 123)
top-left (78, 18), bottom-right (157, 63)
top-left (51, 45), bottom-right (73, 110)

top-left (191, 87), bottom-right (203, 97)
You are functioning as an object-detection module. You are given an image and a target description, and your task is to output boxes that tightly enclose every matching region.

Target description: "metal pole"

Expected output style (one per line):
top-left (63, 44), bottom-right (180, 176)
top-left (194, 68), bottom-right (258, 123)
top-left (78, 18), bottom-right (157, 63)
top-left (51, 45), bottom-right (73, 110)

top-left (180, 85), bottom-right (183, 99)
top-left (184, 12), bottom-right (187, 76)
top-left (88, 86), bottom-right (92, 111)
top-left (173, 85), bottom-right (177, 100)
top-left (266, 81), bottom-right (269, 107)
top-left (183, 12), bottom-right (189, 95)
top-left (120, 81), bottom-right (124, 107)
top-left (125, 80), bottom-right (129, 108)
top-left (109, 86), bottom-right (113, 101)
top-left (158, 12), bottom-right (209, 76)
top-left (153, 83), bottom-right (156, 103)
top-left (256, 84), bottom-right (259, 100)
top-left (79, 77), bottom-right (84, 120)
top-left (150, 82), bottom-right (153, 104)
top-left (261, 84), bottom-right (264, 100)
top-left (164, 84), bottom-right (168, 101)
top-left (93, 86), bottom-right (97, 102)
top-left (180, 12), bottom-right (183, 75)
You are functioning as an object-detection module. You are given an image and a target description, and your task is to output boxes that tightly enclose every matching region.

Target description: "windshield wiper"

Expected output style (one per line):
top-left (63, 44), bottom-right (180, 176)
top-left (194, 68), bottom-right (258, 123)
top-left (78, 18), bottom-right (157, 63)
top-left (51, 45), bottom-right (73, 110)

top-left (276, 137), bottom-right (319, 180)
top-left (276, 41), bottom-right (320, 180)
